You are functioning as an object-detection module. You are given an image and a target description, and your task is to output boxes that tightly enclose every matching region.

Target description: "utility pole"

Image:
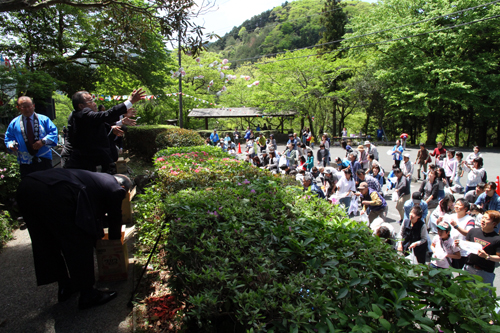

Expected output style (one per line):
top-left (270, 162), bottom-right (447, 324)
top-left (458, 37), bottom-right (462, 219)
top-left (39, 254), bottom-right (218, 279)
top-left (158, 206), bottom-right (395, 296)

top-left (178, 28), bottom-right (183, 128)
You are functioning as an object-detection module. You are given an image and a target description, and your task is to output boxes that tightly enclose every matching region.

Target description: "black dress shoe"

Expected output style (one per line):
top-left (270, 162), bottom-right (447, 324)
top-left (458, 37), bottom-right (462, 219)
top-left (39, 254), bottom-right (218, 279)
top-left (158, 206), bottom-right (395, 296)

top-left (58, 281), bottom-right (76, 303)
top-left (78, 289), bottom-right (117, 310)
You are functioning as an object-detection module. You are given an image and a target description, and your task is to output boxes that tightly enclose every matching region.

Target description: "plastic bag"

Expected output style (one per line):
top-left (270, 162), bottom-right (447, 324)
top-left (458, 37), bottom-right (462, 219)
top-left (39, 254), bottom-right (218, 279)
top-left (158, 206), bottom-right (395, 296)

top-left (391, 192), bottom-right (398, 202)
top-left (360, 212), bottom-right (369, 226)
top-left (406, 249), bottom-right (418, 265)
top-left (432, 244), bottom-right (447, 260)
top-left (348, 197), bottom-right (358, 216)
top-left (278, 155), bottom-right (287, 168)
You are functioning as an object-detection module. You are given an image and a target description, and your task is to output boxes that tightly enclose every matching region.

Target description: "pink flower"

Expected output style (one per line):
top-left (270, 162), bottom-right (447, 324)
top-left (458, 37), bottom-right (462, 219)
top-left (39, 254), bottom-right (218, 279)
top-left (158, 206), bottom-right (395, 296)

top-left (250, 189), bottom-right (256, 193)
top-left (0, 175), bottom-right (3, 179)
top-left (243, 179), bottom-right (250, 185)
top-left (161, 166), bottom-right (166, 169)
top-left (194, 169), bottom-right (200, 173)
top-left (237, 183), bottom-right (242, 186)
top-left (171, 171), bottom-right (179, 175)
top-left (219, 207), bottom-right (223, 211)
top-left (289, 226), bottom-right (292, 232)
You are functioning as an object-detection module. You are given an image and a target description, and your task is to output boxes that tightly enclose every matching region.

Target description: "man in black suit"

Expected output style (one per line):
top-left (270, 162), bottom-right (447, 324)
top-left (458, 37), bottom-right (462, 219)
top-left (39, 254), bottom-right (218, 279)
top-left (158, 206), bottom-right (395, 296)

top-left (61, 89), bottom-right (145, 171)
top-left (17, 168), bottom-right (132, 310)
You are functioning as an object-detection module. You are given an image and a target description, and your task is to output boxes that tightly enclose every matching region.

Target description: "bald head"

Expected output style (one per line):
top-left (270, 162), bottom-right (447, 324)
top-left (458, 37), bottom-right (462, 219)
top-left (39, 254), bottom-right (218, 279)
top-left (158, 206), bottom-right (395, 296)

top-left (16, 96), bottom-right (35, 117)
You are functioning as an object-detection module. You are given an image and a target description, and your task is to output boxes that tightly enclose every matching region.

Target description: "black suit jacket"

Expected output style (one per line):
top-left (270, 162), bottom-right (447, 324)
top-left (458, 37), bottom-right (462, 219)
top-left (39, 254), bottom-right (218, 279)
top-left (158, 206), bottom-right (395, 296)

top-left (24, 168), bottom-right (126, 240)
top-left (64, 103), bottom-right (127, 169)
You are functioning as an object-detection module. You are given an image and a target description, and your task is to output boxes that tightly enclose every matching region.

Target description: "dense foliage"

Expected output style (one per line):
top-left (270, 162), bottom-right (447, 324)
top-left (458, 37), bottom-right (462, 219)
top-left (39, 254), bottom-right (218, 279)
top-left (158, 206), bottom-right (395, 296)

top-left (0, 210), bottom-right (14, 249)
top-left (134, 146), bottom-right (500, 332)
top-left (0, 152), bottom-right (21, 249)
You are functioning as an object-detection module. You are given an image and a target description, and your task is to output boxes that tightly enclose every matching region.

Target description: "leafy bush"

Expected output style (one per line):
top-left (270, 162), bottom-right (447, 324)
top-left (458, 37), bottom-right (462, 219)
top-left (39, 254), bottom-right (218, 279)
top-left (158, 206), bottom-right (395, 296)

top-left (135, 146), bottom-right (499, 332)
top-left (0, 210), bottom-right (14, 249)
top-left (162, 180), bottom-right (500, 332)
top-left (124, 125), bottom-right (176, 161)
top-left (0, 152), bottom-right (21, 207)
top-left (155, 128), bottom-right (204, 149)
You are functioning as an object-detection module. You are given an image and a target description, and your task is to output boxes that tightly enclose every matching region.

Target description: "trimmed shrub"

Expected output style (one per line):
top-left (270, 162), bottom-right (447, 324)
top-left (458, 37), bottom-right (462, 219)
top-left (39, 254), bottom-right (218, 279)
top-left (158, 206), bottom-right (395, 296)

top-left (0, 152), bottom-right (21, 207)
top-left (124, 125), bottom-right (202, 161)
top-left (162, 181), bottom-right (500, 332)
top-left (0, 210), bottom-right (14, 249)
top-left (135, 147), bottom-right (499, 332)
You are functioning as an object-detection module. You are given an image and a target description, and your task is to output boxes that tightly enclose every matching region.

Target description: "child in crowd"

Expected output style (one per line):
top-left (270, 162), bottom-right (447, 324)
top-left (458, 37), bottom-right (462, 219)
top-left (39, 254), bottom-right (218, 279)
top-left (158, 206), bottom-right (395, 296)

top-left (310, 135), bottom-right (315, 149)
top-left (470, 204), bottom-right (484, 228)
top-left (430, 222), bottom-right (461, 269)
top-left (306, 151), bottom-right (314, 171)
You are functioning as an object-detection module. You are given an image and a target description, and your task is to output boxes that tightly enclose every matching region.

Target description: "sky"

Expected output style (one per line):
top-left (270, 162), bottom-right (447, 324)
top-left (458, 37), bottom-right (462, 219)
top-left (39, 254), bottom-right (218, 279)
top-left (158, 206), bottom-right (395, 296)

top-left (192, 0), bottom-right (378, 37)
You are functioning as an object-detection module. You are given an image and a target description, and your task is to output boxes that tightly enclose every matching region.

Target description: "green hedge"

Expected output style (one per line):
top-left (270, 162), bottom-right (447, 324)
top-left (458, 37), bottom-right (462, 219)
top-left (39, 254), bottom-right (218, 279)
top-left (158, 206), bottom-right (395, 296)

top-left (0, 210), bottom-right (14, 249)
top-left (124, 125), bottom-right (203, 161)
top-left (134, 147), bottom-right (499, 332)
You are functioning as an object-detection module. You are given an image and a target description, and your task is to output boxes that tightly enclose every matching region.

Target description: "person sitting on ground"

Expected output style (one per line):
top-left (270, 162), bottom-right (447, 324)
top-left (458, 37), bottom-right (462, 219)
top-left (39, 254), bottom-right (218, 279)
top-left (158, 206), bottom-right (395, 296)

top-left (398, 206), bottom-right (429, 264)
top-left (297, 155), bottom-right (307, 171)
top-left (454, 210), bottom-right (500, 288)
top-left (266, 151), bottom-right (278, 173)
top-left (419, 170), bottom-right (440, 209)
top-left (358, 182), bottom-right (388, 224)
top-left (260, 151), bottom-right (269, 167)
top-left (403, 192), bottom-right (429, 221)
top-left (447, 198), bottom-right (476, 269)
top-left (464, 182), bottom-right (486, 204)
top-left (323, 169), bottom-right (338, 198)
top-left (302, 174), bottom-right (325, 199)
top-left (430, 222), bottom-right (461, 269)
top-left (283, 143), bottom-right (297, 167)
top-left (428, 194), bottom-right (456, 234)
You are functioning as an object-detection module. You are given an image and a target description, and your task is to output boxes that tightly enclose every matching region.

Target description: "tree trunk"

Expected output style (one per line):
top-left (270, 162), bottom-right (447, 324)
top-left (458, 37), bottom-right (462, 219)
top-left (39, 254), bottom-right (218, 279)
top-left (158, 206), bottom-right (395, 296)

top-left (426, 112), bottom-right (440, 145)
top-left (477, 119), bottom-right (488, 147)
top-left (455, 120), bottom-right (460, 147)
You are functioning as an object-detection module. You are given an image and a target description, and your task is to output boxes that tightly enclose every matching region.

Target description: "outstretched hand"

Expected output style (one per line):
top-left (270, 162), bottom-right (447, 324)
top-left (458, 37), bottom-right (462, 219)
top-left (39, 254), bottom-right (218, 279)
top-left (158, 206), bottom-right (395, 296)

top-left (128, 88), bottom-right (146, 104)
top-left (124, 107), bottom-right (137, 118)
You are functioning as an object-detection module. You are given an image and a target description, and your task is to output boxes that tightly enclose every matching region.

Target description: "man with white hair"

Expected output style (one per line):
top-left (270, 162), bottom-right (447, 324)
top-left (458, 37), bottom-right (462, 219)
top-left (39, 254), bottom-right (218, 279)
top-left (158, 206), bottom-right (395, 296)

top-left (302, 174), bottom-right (325, 199)
top-left (364, 141), bottom-right (379, 161)
top-left (401, 153), bottom-right (414, 181)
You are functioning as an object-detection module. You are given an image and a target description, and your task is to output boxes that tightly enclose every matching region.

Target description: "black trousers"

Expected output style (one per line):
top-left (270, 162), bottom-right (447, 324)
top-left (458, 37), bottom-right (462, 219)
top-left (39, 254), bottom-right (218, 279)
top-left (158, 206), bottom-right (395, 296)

top-left (17, 178), bottom-right (95, 290)
top-left (19, 157), bottom-right (52, 179)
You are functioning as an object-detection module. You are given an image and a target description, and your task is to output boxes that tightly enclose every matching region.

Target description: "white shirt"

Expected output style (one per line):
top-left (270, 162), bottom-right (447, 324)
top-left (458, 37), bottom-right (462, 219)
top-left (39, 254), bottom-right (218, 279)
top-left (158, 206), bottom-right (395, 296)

top-left (444, 157), bottom-right (457, 178)
top-left (431, 235), bottom-right (460, 268)
top-left (336, 175), bottom-right (356, 198)
top-left (449, 213), bottom-right (475, 257)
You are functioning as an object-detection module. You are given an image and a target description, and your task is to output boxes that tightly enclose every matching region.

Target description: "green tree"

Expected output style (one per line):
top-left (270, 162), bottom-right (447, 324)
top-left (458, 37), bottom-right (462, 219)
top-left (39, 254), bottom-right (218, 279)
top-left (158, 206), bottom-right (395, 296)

top-left (318, 0), bottom-right (348, 51)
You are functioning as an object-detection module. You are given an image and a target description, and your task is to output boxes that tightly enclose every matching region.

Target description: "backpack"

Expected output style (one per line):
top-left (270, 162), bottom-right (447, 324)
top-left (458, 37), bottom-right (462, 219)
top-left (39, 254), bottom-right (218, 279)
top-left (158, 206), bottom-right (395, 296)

top-left (482, 170), bottom-right (487, 183)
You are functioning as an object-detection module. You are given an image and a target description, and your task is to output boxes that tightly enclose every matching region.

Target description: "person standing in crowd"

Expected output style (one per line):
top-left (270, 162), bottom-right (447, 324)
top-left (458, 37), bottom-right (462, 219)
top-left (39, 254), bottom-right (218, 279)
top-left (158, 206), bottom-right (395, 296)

top-left (447, 199), bottom-right (476, 269)
top-left (336, 169), bottom-right (356, 211)
top-left (394, 168), bottom-right (411, 222)
top-left (475, 182), bottom-right (500, 224)
top-left (401, 153), bottom-right (413, 181)
top-left (419, 170), bottom-right (440, 209)
top-left (355, 169), bottom-right (382, 196)
top-left (283, 143), bottom-right (297, 167)
top-left (62, 89), bottom-right (143, 171)
top-left (321, 134), bottom-right (330, 163)
top-left (5, 96), bottom-right (58, 178)
top-left (456, 210), bottom-right (500, 288)
top-left (316, 144), bottom-right (330, 168)
top-left (430, 222), bottom-right (461, 269)
top-left (376, 127), bottom-right (384, 142)
top-left (452, 151), bottom-right (465, 191)
top-left (415, 143), bottom-right (430, 181)
top-left (400, 132), bottom-right (409, 150)
top-left (306, 151), bottom-right (314, 172)
top-left (403, 192), bottom-right (429, 221)
top-left (358, 182), bottom-right (388, 224)
top-left (466, 146), bottom-right (482, 165)
top-left (301, 128), bottom-right (309, 145)
top-left (398, 206), bottom-right (428, 264)
top-left (302, 175), bottom-right (325, 199)
top-left (435, 167), bottom-right (448, 200)
top-left (266, 134), bottom-right (277, 152)
top-left (244, 129), bottom-right (254, 142)
top-left (233, 128), bottom-right (240, 143)
top-left (256, 124), bottom-right (261, 132)
top-left (342, 127), bottom-right (348, 137)
top-left (357, 145), bottom-right (368, 169)
top-left (463, 157), bottom-right (486, 193)
top-left (371, 165), bottom-right (384, 187)
top-left (323, 169), bottom-right (338, 198)
top-left (364, 141), bottom-right (379, 160)
top-left (210, 129), bottom-right (219, 146)
top-left (443, 150), bottom-right (457, 186)
top-left (430, 142), bottom-right (446, 164)
top-left (428, 194), bottom-right (455, 234)
top-left (257, 132), bottom-right (267, 153)
top-left (464, 182), bottom-right (486, 204)
top-left (348, 152), bottom-right (361, 185)
top-left (392, 139), bottom-right (404, 168)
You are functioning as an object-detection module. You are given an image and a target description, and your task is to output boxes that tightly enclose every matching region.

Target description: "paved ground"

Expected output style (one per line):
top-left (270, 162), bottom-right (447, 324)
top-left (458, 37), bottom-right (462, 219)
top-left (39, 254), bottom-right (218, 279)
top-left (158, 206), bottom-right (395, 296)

top-left (1, 142), bottom-right (499, 332)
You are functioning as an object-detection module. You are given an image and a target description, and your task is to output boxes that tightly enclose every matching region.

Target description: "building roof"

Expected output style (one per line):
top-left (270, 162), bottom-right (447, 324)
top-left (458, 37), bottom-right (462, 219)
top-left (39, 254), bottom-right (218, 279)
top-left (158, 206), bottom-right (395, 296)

top-left (188, 107), bottom-right (296, 118)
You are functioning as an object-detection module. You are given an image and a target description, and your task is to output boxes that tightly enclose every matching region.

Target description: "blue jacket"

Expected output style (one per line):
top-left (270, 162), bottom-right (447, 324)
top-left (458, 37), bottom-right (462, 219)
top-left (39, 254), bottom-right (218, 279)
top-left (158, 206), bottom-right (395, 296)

top-left (403, 200), bottom-right (429, 221)
top-left (5, 113), bottom-right (58, 164)
top-left (475, 192), bottom-right (500, 212)
top-left (392, 145), bottom-right (403, 161)
top-left (210, 132), bottom-right (219, 143)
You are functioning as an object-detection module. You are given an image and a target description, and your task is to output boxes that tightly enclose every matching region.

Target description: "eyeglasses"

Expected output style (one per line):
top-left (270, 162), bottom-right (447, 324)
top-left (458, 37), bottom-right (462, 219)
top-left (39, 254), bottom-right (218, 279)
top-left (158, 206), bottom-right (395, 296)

top-left (17, 103), bottom-right (33, 109)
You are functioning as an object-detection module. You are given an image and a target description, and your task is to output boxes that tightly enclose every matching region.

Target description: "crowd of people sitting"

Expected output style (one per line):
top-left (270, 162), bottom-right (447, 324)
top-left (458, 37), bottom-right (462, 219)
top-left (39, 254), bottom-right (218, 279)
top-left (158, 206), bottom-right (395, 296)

top-left (208, 128), bottom-right (500, 291)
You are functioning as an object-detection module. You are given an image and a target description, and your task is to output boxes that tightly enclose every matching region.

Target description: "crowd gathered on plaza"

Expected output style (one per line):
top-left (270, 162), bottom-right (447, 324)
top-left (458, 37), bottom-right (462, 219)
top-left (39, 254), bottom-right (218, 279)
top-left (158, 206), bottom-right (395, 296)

top-left (209, 127), bottom-right (500, 291)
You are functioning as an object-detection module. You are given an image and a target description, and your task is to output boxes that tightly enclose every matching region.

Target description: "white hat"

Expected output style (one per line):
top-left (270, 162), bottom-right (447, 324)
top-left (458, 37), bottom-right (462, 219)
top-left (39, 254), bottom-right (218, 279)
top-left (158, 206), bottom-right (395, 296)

top-left (364, 141), bottom-right (371, 145)
top-left (403, 153), bottom-right (411, 158)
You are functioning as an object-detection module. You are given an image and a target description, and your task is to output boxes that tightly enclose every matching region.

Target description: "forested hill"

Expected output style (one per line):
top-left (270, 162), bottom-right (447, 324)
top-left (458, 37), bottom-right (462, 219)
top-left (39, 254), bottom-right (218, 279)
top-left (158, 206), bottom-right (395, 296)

top-left (208, 0), bottom-right (373, 62)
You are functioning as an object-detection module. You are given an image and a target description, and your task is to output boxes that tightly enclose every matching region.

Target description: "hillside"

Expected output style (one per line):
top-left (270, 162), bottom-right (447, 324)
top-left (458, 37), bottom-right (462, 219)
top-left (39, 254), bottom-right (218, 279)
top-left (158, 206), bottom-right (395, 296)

top-left (208, 0), bottom-right (374, 63)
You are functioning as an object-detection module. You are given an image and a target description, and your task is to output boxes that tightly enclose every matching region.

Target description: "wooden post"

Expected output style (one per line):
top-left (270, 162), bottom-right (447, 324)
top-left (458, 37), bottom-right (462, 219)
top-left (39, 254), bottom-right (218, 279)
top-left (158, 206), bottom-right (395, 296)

top-left (205, 118), bottom-right (208, 130)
